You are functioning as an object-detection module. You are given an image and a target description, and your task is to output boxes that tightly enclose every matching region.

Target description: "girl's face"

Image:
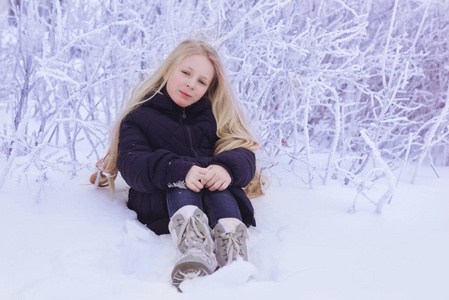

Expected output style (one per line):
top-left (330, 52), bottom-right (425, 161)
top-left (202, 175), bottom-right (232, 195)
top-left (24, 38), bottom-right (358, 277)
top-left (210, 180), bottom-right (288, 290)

top-left (165, 55), bottom-right (215, 108)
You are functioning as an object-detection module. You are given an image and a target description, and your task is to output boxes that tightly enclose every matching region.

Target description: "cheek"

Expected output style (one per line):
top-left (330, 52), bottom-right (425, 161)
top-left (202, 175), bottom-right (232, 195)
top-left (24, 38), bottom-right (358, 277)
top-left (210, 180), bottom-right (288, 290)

top-left (198, 86), bottom-right (208, 97)
top-left (168, 73), bottom-right (183, 87)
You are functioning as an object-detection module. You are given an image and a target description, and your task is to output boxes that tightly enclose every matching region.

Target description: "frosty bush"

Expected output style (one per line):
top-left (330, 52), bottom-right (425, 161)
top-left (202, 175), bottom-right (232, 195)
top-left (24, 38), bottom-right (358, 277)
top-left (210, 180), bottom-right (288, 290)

top-left (0, 0), bottom-right (448, 208)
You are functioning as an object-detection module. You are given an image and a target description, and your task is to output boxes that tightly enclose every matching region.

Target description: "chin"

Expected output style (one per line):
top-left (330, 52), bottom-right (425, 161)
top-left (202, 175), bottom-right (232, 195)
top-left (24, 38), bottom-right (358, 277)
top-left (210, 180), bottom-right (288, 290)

top-left (175, 100), bottom-right (188, 107)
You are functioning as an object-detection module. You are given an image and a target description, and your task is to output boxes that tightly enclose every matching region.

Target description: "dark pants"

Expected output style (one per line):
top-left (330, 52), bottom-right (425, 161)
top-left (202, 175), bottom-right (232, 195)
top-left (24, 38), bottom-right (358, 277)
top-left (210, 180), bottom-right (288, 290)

top-left (166, 188), bottom-right (242, 228)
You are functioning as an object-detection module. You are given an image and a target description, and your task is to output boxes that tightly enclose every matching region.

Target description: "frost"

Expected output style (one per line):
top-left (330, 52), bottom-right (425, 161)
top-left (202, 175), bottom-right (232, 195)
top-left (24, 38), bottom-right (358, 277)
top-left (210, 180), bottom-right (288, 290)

top-left (0, 0), bottom-right (448, 210)
top-left (168, 181), bottom-right (187, 189)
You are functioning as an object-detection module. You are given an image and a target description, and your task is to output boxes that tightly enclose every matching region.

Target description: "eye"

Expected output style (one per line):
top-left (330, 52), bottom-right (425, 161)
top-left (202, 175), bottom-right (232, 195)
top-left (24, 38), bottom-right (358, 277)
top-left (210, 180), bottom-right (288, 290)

top-left (181, 70), bottom-right (190, 76)
top-left (199, 80), bottom-right (207, 86)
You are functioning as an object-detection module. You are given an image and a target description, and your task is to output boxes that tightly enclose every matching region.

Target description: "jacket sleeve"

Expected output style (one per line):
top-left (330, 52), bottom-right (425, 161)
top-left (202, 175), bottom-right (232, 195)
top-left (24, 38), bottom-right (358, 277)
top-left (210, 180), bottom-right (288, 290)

top-left (210, 148), bottom-right (256, 188)
top-left (117, 115), bottom-right (195, 193)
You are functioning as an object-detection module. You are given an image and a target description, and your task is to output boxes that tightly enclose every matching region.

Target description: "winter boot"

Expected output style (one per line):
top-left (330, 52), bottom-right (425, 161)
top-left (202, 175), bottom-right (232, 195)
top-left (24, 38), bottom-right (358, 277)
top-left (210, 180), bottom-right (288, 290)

top-left (169, 205), bottom-right (217, 288)
top-left (213, 218), bottom-right (249, 268)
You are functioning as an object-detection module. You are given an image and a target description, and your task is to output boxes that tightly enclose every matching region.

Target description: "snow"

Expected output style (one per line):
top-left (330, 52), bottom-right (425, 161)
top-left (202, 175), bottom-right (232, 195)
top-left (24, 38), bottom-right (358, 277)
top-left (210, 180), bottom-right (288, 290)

top-left (1, 1), bottom-right (448, 298)
top-left (0, 164), bottom-right (448, 300)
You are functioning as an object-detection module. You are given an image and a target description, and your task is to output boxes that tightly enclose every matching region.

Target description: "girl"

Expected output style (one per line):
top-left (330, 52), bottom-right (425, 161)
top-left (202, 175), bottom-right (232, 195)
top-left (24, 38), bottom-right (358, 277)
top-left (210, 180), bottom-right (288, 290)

top-left (90, 40), bottom-right (265, 288)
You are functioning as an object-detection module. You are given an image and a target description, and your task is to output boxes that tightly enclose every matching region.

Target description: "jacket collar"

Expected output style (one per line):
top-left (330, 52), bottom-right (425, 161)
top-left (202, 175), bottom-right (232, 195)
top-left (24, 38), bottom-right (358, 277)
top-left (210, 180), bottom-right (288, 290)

top-left (143, 89), bottom-right (211, 115)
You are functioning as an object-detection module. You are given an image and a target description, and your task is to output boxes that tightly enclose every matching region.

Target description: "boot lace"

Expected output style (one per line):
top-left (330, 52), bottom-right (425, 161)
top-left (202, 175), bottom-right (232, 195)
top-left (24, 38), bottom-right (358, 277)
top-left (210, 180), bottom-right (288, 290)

top-left (176, 215), bottom-right (214, 262)
top-left (217, 231), bottom-right (245, 266)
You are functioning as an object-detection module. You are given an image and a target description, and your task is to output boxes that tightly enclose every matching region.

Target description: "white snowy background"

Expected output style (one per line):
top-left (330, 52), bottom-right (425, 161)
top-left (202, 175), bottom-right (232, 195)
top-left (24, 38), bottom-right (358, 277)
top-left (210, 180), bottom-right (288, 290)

top-left (1, 0), bottom-right (448, 299)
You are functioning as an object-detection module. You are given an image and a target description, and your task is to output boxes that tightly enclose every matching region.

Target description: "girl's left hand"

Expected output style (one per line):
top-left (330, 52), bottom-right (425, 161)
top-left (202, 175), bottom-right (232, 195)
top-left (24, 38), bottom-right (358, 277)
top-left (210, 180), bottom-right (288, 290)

top-left (201, 165), bottom-right (232, 191)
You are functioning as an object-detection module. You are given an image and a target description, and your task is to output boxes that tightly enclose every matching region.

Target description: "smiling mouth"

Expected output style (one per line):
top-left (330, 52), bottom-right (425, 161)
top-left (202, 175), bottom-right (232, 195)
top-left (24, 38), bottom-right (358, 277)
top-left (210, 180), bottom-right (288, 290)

top-left (179, 91), bottom-right (191, 98)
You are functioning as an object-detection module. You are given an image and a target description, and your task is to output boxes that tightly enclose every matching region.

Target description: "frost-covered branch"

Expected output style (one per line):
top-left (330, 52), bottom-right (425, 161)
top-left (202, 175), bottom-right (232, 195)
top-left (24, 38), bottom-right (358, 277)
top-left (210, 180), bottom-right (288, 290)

top-left (0, 0), bottom-right (448, 211)
top-left (360, 129), bottom-right (396, 213)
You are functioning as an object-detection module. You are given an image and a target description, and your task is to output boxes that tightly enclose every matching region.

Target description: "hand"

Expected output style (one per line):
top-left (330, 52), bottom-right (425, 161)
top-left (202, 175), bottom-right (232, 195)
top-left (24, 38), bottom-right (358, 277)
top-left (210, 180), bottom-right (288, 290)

top-left (185, 165), bottom-right (208, 192)
top-left (201, 165), bottom-right (232, 192)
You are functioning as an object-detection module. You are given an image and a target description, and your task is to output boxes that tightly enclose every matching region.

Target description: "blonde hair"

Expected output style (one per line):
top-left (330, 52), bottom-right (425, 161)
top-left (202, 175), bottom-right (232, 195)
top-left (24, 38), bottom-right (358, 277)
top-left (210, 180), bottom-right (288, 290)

top-left (90, 40), bottom-right (266, 198)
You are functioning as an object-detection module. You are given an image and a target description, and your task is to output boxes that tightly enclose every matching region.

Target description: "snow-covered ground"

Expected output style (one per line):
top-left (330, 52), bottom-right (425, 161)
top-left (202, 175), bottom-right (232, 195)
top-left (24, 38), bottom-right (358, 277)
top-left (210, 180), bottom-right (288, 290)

top-left (0, 164), bottom-right (448, 300)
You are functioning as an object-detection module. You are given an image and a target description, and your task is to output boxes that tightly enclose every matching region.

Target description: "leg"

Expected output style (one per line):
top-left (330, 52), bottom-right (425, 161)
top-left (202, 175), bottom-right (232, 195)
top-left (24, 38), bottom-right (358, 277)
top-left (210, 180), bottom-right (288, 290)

top-left (203, 189), bottom-right (242, 228)
top-left (167, 188), bottom-right (217, 289)
top-left (204, 190), bottom-right (249, 268)
top-left (166, 188), bottom-right (203, 218)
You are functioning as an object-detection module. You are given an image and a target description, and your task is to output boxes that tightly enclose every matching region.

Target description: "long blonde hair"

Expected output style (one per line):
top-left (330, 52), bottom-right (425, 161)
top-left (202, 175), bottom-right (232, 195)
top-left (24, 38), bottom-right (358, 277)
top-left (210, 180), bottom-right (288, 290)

top-left (90, 40), bottom-right (266, 198)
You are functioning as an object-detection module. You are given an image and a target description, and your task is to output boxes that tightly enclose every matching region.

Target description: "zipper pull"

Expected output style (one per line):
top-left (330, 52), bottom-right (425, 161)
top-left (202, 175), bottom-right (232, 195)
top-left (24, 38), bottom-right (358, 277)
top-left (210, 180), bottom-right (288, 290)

top-left (181, 108), bottom-right (186, 119)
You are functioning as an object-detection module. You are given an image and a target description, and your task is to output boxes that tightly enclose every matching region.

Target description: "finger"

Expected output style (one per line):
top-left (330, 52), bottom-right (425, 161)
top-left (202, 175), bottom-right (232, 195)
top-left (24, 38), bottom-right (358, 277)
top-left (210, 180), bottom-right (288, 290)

top-left (192, 173), bottom-right (203, 183)
top-left (200, 171), bottom-right (214, 185)
top-left (186, 181), bottom-right (200, 193)
top-left (191, 165), bottom-right (207, 173)
top-left (208, 179), bottom-right (224, 192)
top-left (194, 180), bottom-right (204, 191)
top-left (204, 174), bottom-right (219, 189)
top-left (197, 168), bottom-right (208, 175)
top-left (190, 172), bottom-right (206, 184)
top-left (217, 181), bottom-right (230, 191)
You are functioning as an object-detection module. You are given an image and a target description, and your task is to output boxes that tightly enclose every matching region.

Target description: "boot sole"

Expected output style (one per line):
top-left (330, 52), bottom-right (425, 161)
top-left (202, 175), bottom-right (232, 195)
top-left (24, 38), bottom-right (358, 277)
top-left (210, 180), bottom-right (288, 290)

top-left (171, 260), bottom-right (212, 288)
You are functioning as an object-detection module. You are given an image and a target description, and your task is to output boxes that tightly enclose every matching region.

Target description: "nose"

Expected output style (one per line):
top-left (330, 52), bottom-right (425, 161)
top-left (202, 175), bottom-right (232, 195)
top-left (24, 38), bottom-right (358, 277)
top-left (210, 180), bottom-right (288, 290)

top-left (186, 80), bottom-right (194, 89)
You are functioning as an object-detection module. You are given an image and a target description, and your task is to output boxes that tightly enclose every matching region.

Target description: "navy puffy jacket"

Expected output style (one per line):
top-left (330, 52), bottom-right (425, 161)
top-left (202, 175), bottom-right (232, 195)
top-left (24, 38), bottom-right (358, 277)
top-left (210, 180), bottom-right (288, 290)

top-left (117, 91), bottom-right (256, 235)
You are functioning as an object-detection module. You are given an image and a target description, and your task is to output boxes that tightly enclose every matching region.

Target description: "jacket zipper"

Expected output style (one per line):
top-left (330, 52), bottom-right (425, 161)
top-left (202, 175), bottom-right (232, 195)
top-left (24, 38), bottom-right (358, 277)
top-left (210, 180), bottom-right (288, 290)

top-left (181, 108), bottom-right (198, 157)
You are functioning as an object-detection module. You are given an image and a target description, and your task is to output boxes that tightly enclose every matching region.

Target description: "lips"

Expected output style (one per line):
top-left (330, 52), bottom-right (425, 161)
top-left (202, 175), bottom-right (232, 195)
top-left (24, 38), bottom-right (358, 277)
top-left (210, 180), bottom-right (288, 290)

top-left (179, 90), bottom-right (191, 98)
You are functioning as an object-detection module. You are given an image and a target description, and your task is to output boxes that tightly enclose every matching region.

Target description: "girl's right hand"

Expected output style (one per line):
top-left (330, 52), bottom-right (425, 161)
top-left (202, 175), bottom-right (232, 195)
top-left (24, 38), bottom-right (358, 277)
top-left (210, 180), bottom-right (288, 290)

top-left (185, 165), bottom-right (208, 192)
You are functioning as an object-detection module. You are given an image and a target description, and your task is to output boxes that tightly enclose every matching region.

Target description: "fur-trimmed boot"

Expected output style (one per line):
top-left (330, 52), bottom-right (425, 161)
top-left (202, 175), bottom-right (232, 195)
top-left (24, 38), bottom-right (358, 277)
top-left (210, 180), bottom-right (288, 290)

top-left (169, 205), bottom-right (217, 288)
top-left (213, 218), bottom-right (249, 268)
